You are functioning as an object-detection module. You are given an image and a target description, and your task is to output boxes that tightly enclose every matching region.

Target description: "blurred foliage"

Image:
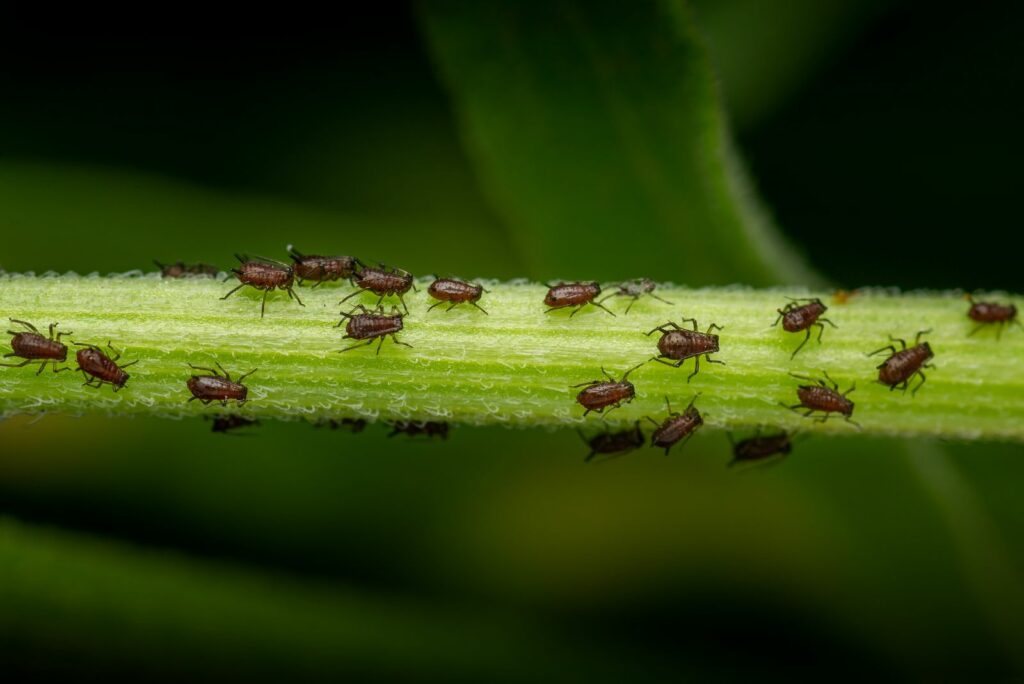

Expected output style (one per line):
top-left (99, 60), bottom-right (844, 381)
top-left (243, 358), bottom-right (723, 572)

top-left (0, 0), bottom-right (1022, 679)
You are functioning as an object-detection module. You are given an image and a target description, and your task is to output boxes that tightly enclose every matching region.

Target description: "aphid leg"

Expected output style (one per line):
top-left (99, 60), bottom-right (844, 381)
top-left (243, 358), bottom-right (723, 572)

top-left (187, 363), bottom-right (218, 377)
top-left (34, 362), bottom-right (48, 376)
top-left (914, 329), bottom-right (932, 345)
top-left (220, 283), bottom-right (246, 300)
top-left (868, 344), bottom-right (897, 357)
top-left (600, 366), bottom-right (616, 381)
top-left (644, 415), bottom-right (661, 428)
top-left (888, 334), bottom-right (907, 350)
top-left (52, 362), bottom-right (71, 373)
top-left (568, 304), bottom-right (584, 318)
top-left (427, 301), bottom-right (445, 312)
top-left (260, 290), bottom-right (269, 318)
top-left (842, 384), bottom-right (856, 397)
top-left (820, 318), bottom-right (838, 329)
top-left (772, 310), bottom-right (785, 327)
top-left (374, 337), bottom-right (386, 355)
top-left (790, 329), bottom-right (811, 359)
top-left (664, 395), bottom-right (674, 414)
top-left (622, 296), bottom-right (639, 315)
top-left (821, 371), bottom-right (839, 391)
top-left (390, 334), bottom-right (413, 349)
top-left (338, 339), bottom-right (375, 353)
top-left (9, 319), bottom-right (39, 333)
top-left (214, 362), bottom-right (231, 380)
top-left (619, 363), bottom-right (645, 381)
top-left (288, 287), bottom-right (305, 307)
top-left (648, 292), bottom-right (673, 305)
top-left (470, 301), bottom-right (489, 315)
top-left (119, 360), bottom-right (139, 369)
top-left (911, 371), bottom-right (927, 396)
top-left (686, 357), bottom-right (700, 383)
top-left (845, 415), bottom-right (861, 428)
top-left (0, 359), bottom-right (32, 368)
top-left (104, 342), bottom-right (120, 361)
top-left (650, 356), bottom-right (686, 368)
top-left (397, 294), bottom-right (409, 314)
top-left (705, 354), bottom-right (725, 367)
top-left (339, 289), bottom-right (364, 306)
top-left (679, 317), bottom-right (698, 331)
top-left (706, 323), bottom-right (724, 333)
top-left (446, 302), bottom-right (460, 312)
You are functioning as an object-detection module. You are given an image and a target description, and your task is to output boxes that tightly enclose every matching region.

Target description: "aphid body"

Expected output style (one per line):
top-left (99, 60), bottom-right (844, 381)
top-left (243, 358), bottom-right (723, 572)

top-left (544, 281), bottom-right (615, 317)
top-left (208, 415), bottom-right (260, 434)
top-left (341, 265), bottom-right (415, 313)
top-left (869, 330), bottom-right (934, 394)
top-left (2, 319), bottom-right (71, 374)
top-left (186, 363), bottom-right (256, 406)
top-left (221, 255), bottom-right (304, 318)
top-left (287, 245), bottom-right (361, 286)
top-left (729, 432), bottom-right (792, 467)
top-left (573, 364), bottom-right (641, 416)
top-left (783, 372), bottom-right (856, 425)
top-left (388, 421), bottom-right (449, 439)
top-left (155, 261), bottom-right (219, 278)
top-left (580, 422), bottom-right (644, 462)
top-left (75, 343), bottom-right (137, 391)
top-left (613, 277), bottom-right (673, 314)
top-left (318, 417), bottom-right (368, 433)
top-left (774, 297), bottom-right (836, 358)
top-left (647, 318), bottom-right (724, 382)
top-left (336, 305), bottom-right (412, 354)
top-left (647, 395), bottom-right (703, 455)
top-left (427, 278), bottom-right (487, 314)
top-left (967, 295), bottom-right (1019, 337)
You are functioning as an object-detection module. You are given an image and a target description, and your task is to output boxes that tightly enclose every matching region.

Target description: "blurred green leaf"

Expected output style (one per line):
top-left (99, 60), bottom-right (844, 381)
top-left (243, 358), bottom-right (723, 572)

top-left (419, 0), bottom-right (819, 285)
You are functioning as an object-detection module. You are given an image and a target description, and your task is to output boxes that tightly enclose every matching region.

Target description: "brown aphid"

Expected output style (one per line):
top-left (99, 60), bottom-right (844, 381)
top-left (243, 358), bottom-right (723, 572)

top-left (207, 415), bottom-right (261, 434)
top-left (646, 318), bottom-right (724, 382)
top-left (1, 319), bottom-right (72, 374)
top-left (573, 364), bottom-right (642, 416)
top-left (646, 395), bottom-right (703, 455)
top-left (579, 422), bottom-right (644, 462)
top-left (388, 420), bottom-right (449, 439)
top-left (782, 371), bottom-right (857, 426)
top-left (317, 417), bottom-right (368, 433)
top-left (155, 260), bottom-right (220, 278)
top-left (335, 304), bottom-right (412, 355)
top-left (544, 281), bottom-right (615, 317)
top-left (967, 295), bottom-right (1019, 338)
top-left (427, 277), bottom-right (488, 314)
top-left (869, 330), bottom-right (935, 394)
top-left (728, 431), bottom-right (792, 467)
top-left (74, 342), bottom-right (137, 392)
top-left (186, 362), bottom-right (256, 406)
top-left (773, 297), bottom-right (837, 359)
top-left (221, 254), bottom-right (304, 318)
top-left (287, 245), bottom-right (362, 286)
top-left (340, 264), bottom-right (415, 313)
top-left (611, 277), bottom-right (673, 314)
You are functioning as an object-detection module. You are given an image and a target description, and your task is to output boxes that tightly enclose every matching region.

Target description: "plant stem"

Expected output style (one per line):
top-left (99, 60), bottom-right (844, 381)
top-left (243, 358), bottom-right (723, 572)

top-left (0, 273), bottom-right (1021, 441)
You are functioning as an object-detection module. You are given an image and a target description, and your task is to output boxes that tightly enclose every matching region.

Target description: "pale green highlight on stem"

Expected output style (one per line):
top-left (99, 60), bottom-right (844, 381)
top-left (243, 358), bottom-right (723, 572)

top-left (0, 274), bottom-right (1021, 441)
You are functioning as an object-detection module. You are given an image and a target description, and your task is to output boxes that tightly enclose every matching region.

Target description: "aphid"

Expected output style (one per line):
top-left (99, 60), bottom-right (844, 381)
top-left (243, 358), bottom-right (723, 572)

top-left (868, 330), bottom-right (935, 394)
top-left (207, 415), bottom-right (261, 434)
top-left (966, 294), bottom-right (1019, 338)
top-left (74, 342), bottom-right (137, 391)
top-left (427, 277), bottom-right (488, 314)
top-left (646, 318), bottom-right (724, 382)
top-left (335, 304), bottom-right (412, 354)
top-left (773, 297), bottom-right (837, 359)
top-left (221, 254), bottom-right (304, 318)
top-left (340, 264), bottom-right (415, 313)
top-left (573, 364), bottom-right (642, 416)
top-left (727, 431), bottom-right (792, 467)
top-left (544, 281), bottom-right (615, 317)
top-left (832, 289), bottom-right (859, 306)
top-left (287, 245), bottom-right (362, 286)
top-left (610, 277), bottom-right (673, 314)
top-left (646, 394), bottom-right (703, 455)
top-left (388, 420), bottom-right (449, 439)
top-left (1, 319), bottom-right (72, 374)
top-left (155, 261), bottom-right (219, 278)
top-left (781, 371), bottom-right (857, 425)
top-left (186, 363), bottom-right (256, 406)
top-left (317, 417), bottom-right (368, 433)
top-left (579, 422), bottom-right (645, 462)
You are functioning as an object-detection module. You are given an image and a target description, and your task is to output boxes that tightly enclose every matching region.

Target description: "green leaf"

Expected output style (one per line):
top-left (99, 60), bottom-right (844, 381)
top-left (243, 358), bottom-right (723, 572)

top-left (419, 0), bottom-right (819, 285)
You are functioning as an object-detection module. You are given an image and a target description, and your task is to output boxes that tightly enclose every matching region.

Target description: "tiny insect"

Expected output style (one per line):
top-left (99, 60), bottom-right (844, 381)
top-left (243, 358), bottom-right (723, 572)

top-left (727, 431), bottom-right (793, 467)
top-left (645, 395), bottom-right (703, 455)
top-left (388, 420), bottom-right (449, 439)
top-left (544, 281), bottom-right (615, 317)
top-left (207, 415), bottom-right (261, 434)
top-left (427, 277), bottom-right (488, 314)
top-left (287, 245), bottom-right (362, 286)
top-left (573, 364), bottom-right (642, 416)
top-left (74, 342), bottom-right (137, 391)
top-left (781, 371), bottom-right (857, 425)
top-left (966, 294), bottom-right (1019, 338)
top-left (186, 363), bottom-right (256, 406)
top-left (340, 264), bottom-right (415, 313)
top-left (579, 422), bottom-right (645, 462)
top-left (610, 277), bottom-right (673, 314)
top-left (316, 417), bottom-right (368, 433)
top-left (335, 304), bottom-right (412, 354)
top-left (646, 318), bottom-right (724, 382)
top-left (868, 330), bottom-right (935, 394)
top-left (221, 254), bottom-right (304, 318)
top-left (773, 297), bottom-right (837, 359)
top-left (832, 289), bottom-right (859, 306)
top-left (155, 260), bottom-right (220, 278)
top-left (1, 319), bottom-right (72, 374)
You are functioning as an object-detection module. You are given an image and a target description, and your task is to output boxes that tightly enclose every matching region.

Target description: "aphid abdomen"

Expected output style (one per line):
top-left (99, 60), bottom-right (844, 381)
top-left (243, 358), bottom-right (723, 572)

top-left (11, 333), bottom-right (66, 361)
top-left (877, 344), bottom-right (934, 387)
top-left (187, 376), bottom-right (247, 403)
top-left (796, 386), bottom-right (853, 415)
top-left (346, 314), bottom-right (403, 340)
top-left (657, 330), bottom-right (717, 360)
top-left (76, 347), bottom-right (131, 389)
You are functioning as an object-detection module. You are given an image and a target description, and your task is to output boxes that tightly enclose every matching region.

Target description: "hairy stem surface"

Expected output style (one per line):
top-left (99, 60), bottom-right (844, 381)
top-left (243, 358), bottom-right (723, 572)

top-left (0, 274), bottom-right (1020, 440)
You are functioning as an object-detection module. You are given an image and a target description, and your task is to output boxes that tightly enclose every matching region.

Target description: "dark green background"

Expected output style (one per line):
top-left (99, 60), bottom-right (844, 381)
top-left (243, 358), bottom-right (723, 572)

top-left (1, 1), bottom-right (1022, 679)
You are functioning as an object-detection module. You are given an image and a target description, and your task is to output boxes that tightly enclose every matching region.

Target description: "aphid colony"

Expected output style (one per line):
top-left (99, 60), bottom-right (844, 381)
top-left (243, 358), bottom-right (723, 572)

top-left (5, 249), bottom-right (1020, 464)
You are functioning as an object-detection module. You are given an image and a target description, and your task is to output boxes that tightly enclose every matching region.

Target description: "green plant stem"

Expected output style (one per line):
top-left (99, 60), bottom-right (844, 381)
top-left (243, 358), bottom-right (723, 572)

top-left (0, 274), bottom-right (1021, 440)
